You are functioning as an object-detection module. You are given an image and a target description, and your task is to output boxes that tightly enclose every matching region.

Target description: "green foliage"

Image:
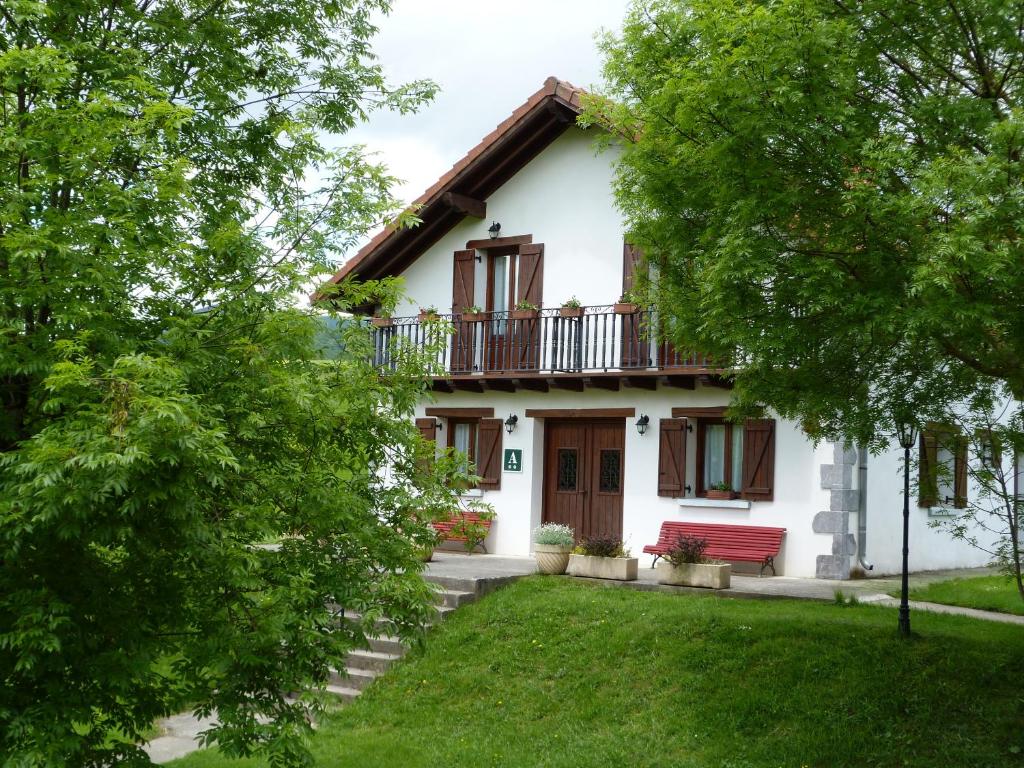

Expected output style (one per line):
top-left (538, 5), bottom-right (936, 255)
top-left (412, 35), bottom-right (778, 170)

top-left (664, 534), bottom-right (708, 566)
top-left (575, 536), bottom-right (630, 558)
top-left (900, 574), bottom-right (1024, 616)
top-left (447, 509), bottom-right (496, 553)
top-left (513, 300), bottom-right (539, 312)
top-left (170, 578), bottom-right (1024, 768)
top-left (560, 297), bottom-right (582, 310)
top-left (0, 2), bottom-right (455, 766)
top-left (592, 0), bottom-right (1024, 446)
top-left (532, 523), bottom-right (575, 547)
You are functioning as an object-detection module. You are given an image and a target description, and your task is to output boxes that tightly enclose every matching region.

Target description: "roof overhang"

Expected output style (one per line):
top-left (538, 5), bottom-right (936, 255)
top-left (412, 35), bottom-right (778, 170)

top-left (314, 77), bottom-right (584, 299)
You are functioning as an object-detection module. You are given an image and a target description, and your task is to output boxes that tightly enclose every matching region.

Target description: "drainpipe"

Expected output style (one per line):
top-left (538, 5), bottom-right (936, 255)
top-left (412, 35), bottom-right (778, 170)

top-left (857, 447), bottom-right (874, 572)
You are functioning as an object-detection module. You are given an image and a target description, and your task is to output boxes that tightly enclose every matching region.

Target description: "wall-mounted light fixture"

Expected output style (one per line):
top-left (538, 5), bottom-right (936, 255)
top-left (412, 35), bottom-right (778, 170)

top-left (435, 419), bottom-right (443, 431)
top-left (636, 414), bottom-right (650, 436)
top-left (488, 221), bottom-right (501, 239)
top-left (505, 414), bottom-right (518, 434)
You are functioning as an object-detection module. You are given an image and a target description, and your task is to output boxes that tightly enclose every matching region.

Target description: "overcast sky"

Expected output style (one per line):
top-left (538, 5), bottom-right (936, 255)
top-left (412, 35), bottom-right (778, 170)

top-left (345, 0), bottom-right (632, 211)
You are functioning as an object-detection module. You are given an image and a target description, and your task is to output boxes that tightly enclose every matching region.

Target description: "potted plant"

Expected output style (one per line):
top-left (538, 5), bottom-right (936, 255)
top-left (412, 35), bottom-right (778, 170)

top-left (613, 292), bottom-right (639, 314)
top-left (461, 304), bottom-right (486, 322)
top-left (418, 305), bottom-right (441, 322)
top-left (510, 299), bottom-right (539, 320)
top-left (706, 481), bottom-right (737, 500)
top-left (370, 315), bottom-right (394, 328)
top-left (655, 534), bottom-right (731, 589)
top-left (559, 297), bottom-right (584, 318)
top-left (533, 523), bottom-right (575, 575)
top-left (567, 536), bottom-right (638, 581)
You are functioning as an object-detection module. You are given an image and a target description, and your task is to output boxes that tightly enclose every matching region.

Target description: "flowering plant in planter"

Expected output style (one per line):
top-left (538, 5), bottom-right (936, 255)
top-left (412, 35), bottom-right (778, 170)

top-left (706, 481), bottom-right (737, 500)
top-left (418, 305), bottom-right (440, 322)
top-left (533, 523), bottom-right (575, 575)
top-left (461, 304), bottom-right (486, 322)
top-left (559, 297), bottom-right (584, 318)
top-left (568, 535), bottom-right (638, 581)
top-left (613, 291), bottom-right (640, 314)
top-left (510, 299), bottom-right (539, 320)
top-left (656, 534), bottom-right (730, 589)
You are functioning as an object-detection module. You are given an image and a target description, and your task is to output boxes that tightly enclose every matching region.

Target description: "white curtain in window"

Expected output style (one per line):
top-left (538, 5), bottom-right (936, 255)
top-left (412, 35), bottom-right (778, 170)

top-left (454, 423), bottom-right (472, 457)
top-left (704, 425), bottom-right (726, 488)
top-left (731, 428), bottom-right (744, 491)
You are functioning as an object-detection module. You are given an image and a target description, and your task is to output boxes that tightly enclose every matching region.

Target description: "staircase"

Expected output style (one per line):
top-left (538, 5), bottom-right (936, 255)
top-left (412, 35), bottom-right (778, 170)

top-left (325, 577), bottom-right (479, 703)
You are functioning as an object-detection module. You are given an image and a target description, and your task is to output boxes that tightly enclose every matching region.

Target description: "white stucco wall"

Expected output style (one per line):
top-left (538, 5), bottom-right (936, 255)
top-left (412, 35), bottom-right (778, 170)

top-left (394, 127), bottom-right (625, 316)
top-left (419, 383), bottom-right (836, 578)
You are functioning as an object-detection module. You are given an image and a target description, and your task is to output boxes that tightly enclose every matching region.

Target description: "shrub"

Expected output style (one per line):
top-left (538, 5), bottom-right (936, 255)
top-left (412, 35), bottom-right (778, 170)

top-left (533, 523), bottom-right (574, 548)
top-left (709, 481), bottom-right (733, 492)
top-left (576, 536), bottom-right (630, 558)
top-left (664, 534), bottom-right (708, 566)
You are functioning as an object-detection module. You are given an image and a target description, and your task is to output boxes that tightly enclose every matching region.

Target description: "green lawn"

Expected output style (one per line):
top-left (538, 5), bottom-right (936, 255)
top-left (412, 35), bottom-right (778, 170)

top-left (901, 574), bottom-right (1024, 616)
top-left (171, 578), bottom-right (1024, 768)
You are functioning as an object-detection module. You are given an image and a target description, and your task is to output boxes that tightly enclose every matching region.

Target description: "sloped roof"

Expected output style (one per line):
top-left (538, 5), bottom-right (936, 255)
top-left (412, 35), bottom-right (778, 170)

top-left (316, 77), bottom-right (585, 295)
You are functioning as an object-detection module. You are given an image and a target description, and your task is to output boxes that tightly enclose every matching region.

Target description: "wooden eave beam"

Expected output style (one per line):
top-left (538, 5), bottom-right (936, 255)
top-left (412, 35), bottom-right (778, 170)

top-left (484, 380), bottom-right (517, 392)
top-left (664, 375), bottom-right (696, 389)
top-left (443, 192), bottom-right (486, 219)
top-left (587, 377), bottom-right (620, 391)
top-left (551, 378), bottom-right (585, 392)
top-left (626, 376), bottom-right (658, 391)
top-left (518, 379), bottom-right (549, 392)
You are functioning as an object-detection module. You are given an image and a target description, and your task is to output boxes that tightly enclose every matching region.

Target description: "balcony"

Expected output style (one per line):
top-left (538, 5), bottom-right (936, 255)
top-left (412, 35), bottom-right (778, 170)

top-left (371, 306), bottom-right (730, 393)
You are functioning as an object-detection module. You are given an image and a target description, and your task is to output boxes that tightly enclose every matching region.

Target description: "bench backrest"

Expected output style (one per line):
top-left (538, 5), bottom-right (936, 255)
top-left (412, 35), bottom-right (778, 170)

top-left (656, 521), bottom-right (785, 555)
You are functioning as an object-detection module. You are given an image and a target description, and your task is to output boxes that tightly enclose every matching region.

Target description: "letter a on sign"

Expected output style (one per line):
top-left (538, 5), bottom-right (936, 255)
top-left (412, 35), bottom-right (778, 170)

top-left (503, 448), bottom-right (522, 473)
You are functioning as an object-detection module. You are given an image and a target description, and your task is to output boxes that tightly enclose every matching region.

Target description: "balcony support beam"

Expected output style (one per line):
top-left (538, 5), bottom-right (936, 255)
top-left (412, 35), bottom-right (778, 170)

top-left (626, 376), bottom-right (658, 391)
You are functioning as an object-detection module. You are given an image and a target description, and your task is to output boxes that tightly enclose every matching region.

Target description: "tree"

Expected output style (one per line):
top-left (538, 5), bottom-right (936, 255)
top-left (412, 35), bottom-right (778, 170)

top-left (591, 0), bottom-right (1024, 445)
top-left (0, 2), bottom-right (456, 765)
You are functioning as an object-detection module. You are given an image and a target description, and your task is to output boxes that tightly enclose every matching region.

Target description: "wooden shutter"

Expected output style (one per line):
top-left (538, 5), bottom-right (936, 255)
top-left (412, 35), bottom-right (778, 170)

top-left (514, 243), bottom-right (544, 370)
top-left (476, 418), bottom-right (503, 490)
top-left (954, 436), bottom-right (969, 509)
top-left (918, 431), bottom-right (938, 507)
top-left (622, 241), bottom-right (645, 296)
top-left (658, 418), bottom-right (687, 497)
top-left (416, 417), bottom-right (437, 442)
top-left (741, 419), bottom-right (775, 501)
top-left (451, 249), bottom-right (476, 372)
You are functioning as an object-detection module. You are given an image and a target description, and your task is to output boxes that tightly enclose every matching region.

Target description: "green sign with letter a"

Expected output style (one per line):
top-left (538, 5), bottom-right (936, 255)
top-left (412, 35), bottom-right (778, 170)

top-left (503, 448), bottom-right (523, 473)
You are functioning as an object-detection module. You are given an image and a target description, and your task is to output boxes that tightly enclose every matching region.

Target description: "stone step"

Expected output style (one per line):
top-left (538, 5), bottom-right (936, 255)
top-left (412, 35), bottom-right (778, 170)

top-left (438, 589), bottom-right (476, 610)
top-left (368, 634), bottom-right (409, 655)
top-left (329, 665), bottom-right (378, 691)
top-left (324, 684), bottom-right (361, 703)
top-left (425, 575), bottom-right (482, 594)
top-left (345, 649), bottom-right (402, 674)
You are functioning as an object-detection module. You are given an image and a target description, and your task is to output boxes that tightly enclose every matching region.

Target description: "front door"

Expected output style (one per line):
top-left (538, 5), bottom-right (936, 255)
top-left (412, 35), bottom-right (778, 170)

top-left (542, 419), bottom-right (625, 542)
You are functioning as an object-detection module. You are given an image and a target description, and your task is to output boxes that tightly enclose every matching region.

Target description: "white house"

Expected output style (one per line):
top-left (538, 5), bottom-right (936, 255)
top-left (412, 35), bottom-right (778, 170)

top-left (322, 77), bottom-right (995, 579)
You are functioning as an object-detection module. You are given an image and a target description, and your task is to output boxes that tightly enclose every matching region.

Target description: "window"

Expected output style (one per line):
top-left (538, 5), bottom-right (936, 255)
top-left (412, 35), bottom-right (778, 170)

top-left (444, 416), bottom-right (503, 490)
top-left (919, 426), bottom-right (967, 509)
top-left (660, 413), bottom-right (775, 501)
top-left (698, 419), bottom-right (744, 493)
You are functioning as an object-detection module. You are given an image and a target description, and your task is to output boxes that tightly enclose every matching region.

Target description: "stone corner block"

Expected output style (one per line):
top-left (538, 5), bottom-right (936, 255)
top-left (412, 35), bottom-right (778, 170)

top-left (833, 444), bottom-right (858, 466)
top-left (816, 554), bottom-right (851, 580)
top-left (830, 489), bottom-right (859, 513)
top-left (832, 533), bottom-right (857, 557)
top-left (819, 463), bottom-right (854, 491)
top-left (812, 510), bottom-right (850, 535)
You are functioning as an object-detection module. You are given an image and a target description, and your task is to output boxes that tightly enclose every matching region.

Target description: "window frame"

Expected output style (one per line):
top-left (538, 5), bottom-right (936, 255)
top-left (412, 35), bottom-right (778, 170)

top-left (446, 417), bottom-right (480, 486)
top-left (695, 417), bottom-right (742, 497)
top-left (919, 424), bottom-right (968, 510)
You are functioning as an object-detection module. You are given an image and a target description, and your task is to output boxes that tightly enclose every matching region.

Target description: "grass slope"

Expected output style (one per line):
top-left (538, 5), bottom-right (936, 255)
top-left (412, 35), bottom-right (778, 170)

top-left (172, 578), bottom-right (1024, 768)
top-left (902, 574), bottom-right (1024, 616)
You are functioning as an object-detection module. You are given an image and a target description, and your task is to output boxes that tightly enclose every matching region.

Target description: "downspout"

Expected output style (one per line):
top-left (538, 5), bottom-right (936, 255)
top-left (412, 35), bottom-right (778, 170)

top-left (857, 447), bottom-right (874, 572)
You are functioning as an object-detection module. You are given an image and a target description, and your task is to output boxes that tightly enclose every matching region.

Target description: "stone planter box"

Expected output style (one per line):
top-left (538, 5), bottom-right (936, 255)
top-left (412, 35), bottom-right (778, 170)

top-left (417, 311), bottom-right (440, 322)
top-left (370, 316), bottom-right (394, 328)
top-left (461, 312), bottom-right (487, 322)
top-left (613, 302), bottom-right (639, 314)
top-left (567, 554), bottom-right (638, 581)
top-left (534, 544), bottom-right (572, 575)
top-left (656, 561), bottom-right (731, 589)
top-left (510, 309), bottom-right (539, 320)
top-left (559, 306), bottom-right (584, 318)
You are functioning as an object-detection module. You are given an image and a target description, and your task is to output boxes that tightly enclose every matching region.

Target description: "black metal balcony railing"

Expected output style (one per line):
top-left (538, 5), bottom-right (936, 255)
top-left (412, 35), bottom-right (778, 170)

top-left (371, 305), bottom-right (715, 375)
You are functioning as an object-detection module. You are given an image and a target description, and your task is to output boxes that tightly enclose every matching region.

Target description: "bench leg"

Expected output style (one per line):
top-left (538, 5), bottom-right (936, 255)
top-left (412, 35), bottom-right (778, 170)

top-left (650, 555), bottom-right (660, 569)
top-left (759, 556), bottom-right (776, 577)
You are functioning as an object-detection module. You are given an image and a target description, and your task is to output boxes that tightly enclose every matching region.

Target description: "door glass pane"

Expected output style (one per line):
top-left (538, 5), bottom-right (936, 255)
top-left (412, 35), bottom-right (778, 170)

top-left (731, 427), bottom-right (744, 491)
top-left (453, 422), bottom-right (474, 467)
top-left (599, 449), bottom-right (622, 493)
top-left (491, 254), bottom-right (508, 334)
top-left (704, 424), bottom-right (726, 488)
top-left (557, 449), bottom-right (578, 491)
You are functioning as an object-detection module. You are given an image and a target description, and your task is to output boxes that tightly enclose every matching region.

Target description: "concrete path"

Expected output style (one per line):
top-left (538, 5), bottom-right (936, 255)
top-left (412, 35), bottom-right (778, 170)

top-left (144, 711), bottom-right (218, 764)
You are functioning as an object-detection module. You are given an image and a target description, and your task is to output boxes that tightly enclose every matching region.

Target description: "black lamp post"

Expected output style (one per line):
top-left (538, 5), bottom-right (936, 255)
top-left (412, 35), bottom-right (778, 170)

top-left (895, 417), bottom-right (918, 638)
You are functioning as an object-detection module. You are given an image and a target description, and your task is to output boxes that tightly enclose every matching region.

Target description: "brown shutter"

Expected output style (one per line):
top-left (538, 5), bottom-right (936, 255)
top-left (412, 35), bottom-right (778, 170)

top-left (622, 240), bottom-right (645, 296)
top-left (476, 418), bottom-right (503, 490)
top-left (658, 418), bottom-right (687, 497)
top-left (741, 419), bottom-right (775, 501)
top-left (954, 436), bottom-right (969, 509)
top-left (451, 249), bottom-right (476, 373)
top-left (416, 417), bottom-right (437, 442)
top-left (919, 431), bottom-right (938, 507)
top-left (515, 243), bottom-right (544, 370)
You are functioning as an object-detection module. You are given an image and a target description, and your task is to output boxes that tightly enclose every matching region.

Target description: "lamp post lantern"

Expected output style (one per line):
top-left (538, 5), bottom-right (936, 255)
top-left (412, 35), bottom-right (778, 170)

top-left (895, 418), bottom-right (918, 638)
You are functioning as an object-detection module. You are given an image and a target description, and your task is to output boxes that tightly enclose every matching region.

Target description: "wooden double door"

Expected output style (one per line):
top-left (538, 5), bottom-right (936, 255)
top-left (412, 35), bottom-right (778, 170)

top-left (542, 419), bottom-right (625, 542)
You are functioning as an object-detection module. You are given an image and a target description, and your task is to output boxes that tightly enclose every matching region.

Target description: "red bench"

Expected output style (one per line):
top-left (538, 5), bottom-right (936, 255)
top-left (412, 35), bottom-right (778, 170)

top-left (431, 512), bottom-right (493, 552)
top-left (643, 522), bottom-right (786, 576)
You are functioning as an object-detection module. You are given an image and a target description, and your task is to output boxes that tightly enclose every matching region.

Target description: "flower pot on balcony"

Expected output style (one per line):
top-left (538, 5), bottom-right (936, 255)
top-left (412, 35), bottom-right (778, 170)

top-left (613, 303), bottom-right (639, 314)
top-left (510, 309), bottom-right (539, 320)
top-left (656, 561), bottom-right (731, 589)
top-left (567, 554), bottom-right (638, 581)
top-left (461, 312), bottom-right (487, 322)
top-left (559, 306), bottom-right (584, 318)
top-left (706, 489), bottom-right (738, 501)
top-left (370, 316), bottom-right (394, 328)
top-left (418, 310), bottom-right (440, 322)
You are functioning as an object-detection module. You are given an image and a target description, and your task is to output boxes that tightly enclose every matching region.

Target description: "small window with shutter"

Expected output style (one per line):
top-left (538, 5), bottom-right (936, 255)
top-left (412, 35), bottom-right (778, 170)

top-left (445, 416), bottom-right (502, 491)
top-left (687, 416), bottom-right (775, 501)
top-left (919, 425), bottom-right (968, 509)
top-left (658, 418), bottom-right (687, 497)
